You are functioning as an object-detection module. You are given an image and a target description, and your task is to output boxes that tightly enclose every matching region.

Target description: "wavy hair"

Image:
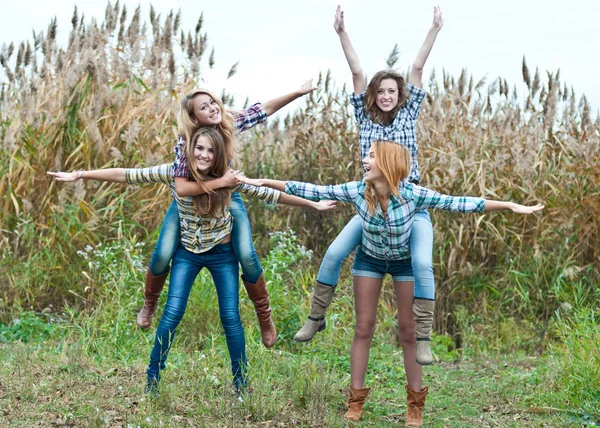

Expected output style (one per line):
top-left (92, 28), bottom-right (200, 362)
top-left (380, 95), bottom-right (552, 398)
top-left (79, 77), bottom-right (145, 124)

top-left (364, 141), bottom-right (412, 214)
top-left (184, 127), bottom-right (232, 218)
top-left (364, 70), bottom-right (408, 126)
top-left (177, 88), bottom-right (236, 162)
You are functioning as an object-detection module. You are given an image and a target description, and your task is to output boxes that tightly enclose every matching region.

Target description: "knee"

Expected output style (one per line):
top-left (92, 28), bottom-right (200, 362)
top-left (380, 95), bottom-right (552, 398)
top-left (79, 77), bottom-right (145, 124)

top-left (412, 258), bottom-right (433, 277)
top-left (323, 246), bottom-right (347, 265)
top-left (354, 320), bottom-right (376, 341)
top-left (220, 309), bottom-right (243, 331)
top-left (398, 323), bottom-right (416, 346)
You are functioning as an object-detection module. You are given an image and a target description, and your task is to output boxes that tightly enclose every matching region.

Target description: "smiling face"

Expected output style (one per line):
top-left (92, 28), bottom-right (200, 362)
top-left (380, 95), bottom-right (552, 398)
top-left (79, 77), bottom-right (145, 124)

top-left (191, 93), bottom-right (222, 127)
top-left (363, 145), bottom-right (383, 183)
top-left (375, 78), bottom-right (399, 112)
top-left (193, 135), bottom-right (215, 174)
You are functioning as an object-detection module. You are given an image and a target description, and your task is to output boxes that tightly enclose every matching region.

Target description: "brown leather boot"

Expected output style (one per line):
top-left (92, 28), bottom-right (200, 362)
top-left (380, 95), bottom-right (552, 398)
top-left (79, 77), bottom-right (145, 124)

top-left (414, 298), bottom-right (435, 365)
top-left (136, 267), bottom-right (169, 329)
top-left (405, 384), bottom-right (428, 427)
top-left (344, 386), bottom-right (371, 421)
top-left (242, 272), bottom-right (277, 348)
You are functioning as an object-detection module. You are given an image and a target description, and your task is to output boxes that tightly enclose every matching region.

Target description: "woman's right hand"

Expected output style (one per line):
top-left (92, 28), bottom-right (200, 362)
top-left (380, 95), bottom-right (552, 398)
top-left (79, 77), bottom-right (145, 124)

top-left (333, 5), bottom-right (346, 35)
top-left (47, 171), bottom-right (77, 182)
top-left (222, 169), bottom-right (244, 187)
top-left (234, 174), bottom-right (264, 188)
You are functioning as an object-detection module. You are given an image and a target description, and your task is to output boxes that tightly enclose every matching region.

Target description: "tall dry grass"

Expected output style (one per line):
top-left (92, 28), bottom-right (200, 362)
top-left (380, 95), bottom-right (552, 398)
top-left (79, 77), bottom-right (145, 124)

top-left (1, 5), bottom-right (598, 333)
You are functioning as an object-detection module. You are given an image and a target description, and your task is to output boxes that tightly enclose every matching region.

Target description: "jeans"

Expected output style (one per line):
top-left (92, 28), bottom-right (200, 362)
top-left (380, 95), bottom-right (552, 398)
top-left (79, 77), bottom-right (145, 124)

top-left (317, 211), bottom-right (436, 300)
top-left (410, 211), bottom-right (435, 301)
top-left (146, 242), bottom-right (247, 387)
top-left (352, 247), bottom-right (414, 281)
top-left (149, 193), bottom-right (263, 284)
top-left (316, 215), bottom-right (362, 286)
top-left (149, 200), bottom-right (180, 276)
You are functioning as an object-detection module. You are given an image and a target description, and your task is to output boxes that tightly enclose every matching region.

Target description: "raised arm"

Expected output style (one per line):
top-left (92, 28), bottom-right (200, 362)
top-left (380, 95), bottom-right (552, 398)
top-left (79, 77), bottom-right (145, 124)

top-left (409, 6), bottom-right (444, 88)
top-left (47, 169), bottom-right (127, 183)
top-left (484, 201), bottom-right (545, 214)
top-left (262, 80), bottom-right (317, 116)
top-left (334, 5), bottom-right (365, 94)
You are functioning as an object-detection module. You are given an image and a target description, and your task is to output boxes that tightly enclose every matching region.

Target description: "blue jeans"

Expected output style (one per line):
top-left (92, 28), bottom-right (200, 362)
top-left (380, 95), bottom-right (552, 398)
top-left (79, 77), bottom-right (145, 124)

top-left (149, 193), bottom-right (263, 284)
top-left (146, 242), bottom-right (247, 387)
top-left (352, 247), bottom-right (414, 281)
top-left (316, 211), bottom-right (436, 300)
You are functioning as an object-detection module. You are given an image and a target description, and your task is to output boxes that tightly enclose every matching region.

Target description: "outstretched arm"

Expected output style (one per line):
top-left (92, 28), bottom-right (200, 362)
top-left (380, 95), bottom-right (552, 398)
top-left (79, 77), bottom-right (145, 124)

top-left (409, 6), bottom-right (444, 88)
top-left (175, 170), bottom-right (240, 197)
top-left (279, 193), bottom-right (337, 211)
top-left (334, 5), bottom-right (365, 94)
top-left (263, 80), bottom-right (317, 116)
top-left (47, 169), bottom-right (126, 183)
top-left (484, 201), bottom-right (544, 214)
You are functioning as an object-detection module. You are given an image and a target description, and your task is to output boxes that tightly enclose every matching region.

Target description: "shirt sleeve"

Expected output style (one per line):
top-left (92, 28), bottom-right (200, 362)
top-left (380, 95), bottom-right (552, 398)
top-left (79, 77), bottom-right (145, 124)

top-left (231, 183), bottom-right (281, 204)
top-left (349, 91), bottom-right (367, 123)
top-left (405, 83), bottom-right (427, 120)
top-left (285, 181), bottom-right (361, 203)
top-left (172, 135), bottom-right (190, 178)
top-left (125, 164), bottom-right (173, 186)
top-left (410, 184), bottom-right (485, 213)
top-left (232, 102), bottom-right (268, 134)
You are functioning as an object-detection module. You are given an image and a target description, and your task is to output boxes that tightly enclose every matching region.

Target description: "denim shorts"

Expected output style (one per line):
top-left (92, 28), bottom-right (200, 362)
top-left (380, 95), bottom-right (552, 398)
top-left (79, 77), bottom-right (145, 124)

top-left (352, 247), bottom-right (414, 281)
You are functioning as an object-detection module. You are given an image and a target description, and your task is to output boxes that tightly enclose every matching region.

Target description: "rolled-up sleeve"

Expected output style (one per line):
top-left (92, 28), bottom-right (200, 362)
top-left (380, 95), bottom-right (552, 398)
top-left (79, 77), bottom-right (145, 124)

top-left (233, 103), bottom-right (268, 134)
top-left (126, 164), bottom-right (173, 185)
top-left (232, 183), bottom-right (281, 204)
top-left (349, 92), bottom-right (367, 123)
top-left (412, 185), bottom-right (485, 213)
top-left (405, 83), bottom-right (427, 119)
top-left (285, 180), bottom-right (360, 203)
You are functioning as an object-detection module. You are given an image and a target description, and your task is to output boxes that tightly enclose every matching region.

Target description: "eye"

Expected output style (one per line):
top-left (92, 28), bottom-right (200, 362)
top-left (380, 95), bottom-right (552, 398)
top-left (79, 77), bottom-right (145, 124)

top-left (200, 105), bottom-right (207, 111)
top-left (208, 148), bottom-right (214, 153)
top-left (210, 99), bottom-right (215, 104)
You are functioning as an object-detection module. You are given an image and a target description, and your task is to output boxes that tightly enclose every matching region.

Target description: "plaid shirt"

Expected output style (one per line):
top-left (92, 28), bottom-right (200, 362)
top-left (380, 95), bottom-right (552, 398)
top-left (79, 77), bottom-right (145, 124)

top-left (285, 180), bottom-right (484, 261)
top-left (126, 164), bottom-right (280, 253)
top-left (172, 103), bottom-right (268, 178)
top-left (349, 83), bottom-right (426, 184)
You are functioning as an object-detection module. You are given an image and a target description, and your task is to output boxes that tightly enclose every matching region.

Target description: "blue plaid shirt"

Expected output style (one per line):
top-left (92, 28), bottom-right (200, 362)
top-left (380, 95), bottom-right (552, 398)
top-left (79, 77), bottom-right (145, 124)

top-left (172, 102), bottom-right (268, 178)
top-left (285, 180), bottom-right (485, 261)
top-left (349, 83), bottom-right (426, 184)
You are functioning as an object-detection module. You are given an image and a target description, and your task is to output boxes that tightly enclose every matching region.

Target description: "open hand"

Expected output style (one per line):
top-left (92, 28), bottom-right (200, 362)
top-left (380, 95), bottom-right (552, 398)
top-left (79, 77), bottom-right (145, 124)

top-left (222, 169), bottom-right (245, 187)
top-left (432, 6), bottom-right (444, 31)
top-left (511, 203), bottom-right (544, 214)
top-left (298, 79), bottom-right (317, 96)
top-left (47, 171), bottom-right (76, 182)
top-left (234, 174), bottom-right (264, 188)
top-left (313, 200), bottom-right (337, 211)
top-left (334, 5), bottom-right (345, 34)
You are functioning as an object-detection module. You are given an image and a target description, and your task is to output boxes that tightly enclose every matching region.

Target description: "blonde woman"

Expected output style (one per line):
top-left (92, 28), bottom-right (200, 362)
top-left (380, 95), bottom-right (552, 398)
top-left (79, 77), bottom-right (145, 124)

top-left (236, 141), bottom-right (543, 425)
top-left (138, 83), bottom-right (316, 350)
top-left (49, 128), bottom-right (334, 394)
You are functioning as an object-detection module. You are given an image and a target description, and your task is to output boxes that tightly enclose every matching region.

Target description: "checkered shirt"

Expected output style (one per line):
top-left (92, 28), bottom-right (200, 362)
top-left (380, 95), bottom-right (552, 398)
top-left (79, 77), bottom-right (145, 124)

top-left (126, 164), bottom-right (280, 253)
top-left (285, 180), bottom-right (484, 261)
top-left (349, 83), bottom-right (426, 184)
top-left (172, 102), bottom-right (268, 178)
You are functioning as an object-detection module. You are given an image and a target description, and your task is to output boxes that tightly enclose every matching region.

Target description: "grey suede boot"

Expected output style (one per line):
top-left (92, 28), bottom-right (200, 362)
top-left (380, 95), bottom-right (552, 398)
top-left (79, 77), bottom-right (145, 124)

top-left (294, 281), bottom-right (335, 342)
top-left (413, 298), bottom-right (435, 365)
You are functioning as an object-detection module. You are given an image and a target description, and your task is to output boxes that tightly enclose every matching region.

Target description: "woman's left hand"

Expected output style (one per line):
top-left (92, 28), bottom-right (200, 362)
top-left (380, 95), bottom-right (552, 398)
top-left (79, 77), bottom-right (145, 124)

top-left (298, 79), bottom-right (317, 96)
top-left (432, 6), bottom-right (444, 31)
top-left (234, 174), bottom-right (264, 188)
top-left (511, 203), bottom-right (545, 214)
top-left (313, 200), bottom-right (337, 211)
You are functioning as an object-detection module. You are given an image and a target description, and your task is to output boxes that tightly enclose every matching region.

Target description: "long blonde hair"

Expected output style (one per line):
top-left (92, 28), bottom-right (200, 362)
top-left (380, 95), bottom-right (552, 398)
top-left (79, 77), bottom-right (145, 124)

top-left (184, 127), bottom-right (232, 218)
top-left (177, 88), bottom-right (236, 162)
top-left (364, 70), bottom-right (408, 126)
top-left (364, 141), bottom-right (412, 214)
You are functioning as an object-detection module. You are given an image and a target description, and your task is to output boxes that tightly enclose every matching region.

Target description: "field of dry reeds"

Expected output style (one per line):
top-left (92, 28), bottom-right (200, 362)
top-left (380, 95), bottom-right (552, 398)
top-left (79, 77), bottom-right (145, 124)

top-left (1, 3), bottom-right (598, 333)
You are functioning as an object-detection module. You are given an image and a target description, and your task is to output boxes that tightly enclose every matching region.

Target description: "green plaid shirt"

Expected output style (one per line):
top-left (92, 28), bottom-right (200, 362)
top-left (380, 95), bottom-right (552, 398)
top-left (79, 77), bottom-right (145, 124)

top-left (285, 180), bottom-right (485, 260)
top-left (126, 164), bottom-right (280, 253)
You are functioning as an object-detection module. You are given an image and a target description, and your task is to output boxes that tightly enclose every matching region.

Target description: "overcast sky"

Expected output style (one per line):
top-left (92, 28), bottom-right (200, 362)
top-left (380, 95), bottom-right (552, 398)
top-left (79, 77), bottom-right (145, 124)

top-left (1, 0), bottom-right (598, 118)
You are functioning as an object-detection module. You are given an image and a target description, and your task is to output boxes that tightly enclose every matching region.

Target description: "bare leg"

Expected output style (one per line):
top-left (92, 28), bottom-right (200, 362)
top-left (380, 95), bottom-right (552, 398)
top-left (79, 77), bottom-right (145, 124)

top-left (394, 280), bottom-right (423, 391)
top-left (350, 275), bottom-right (383, 389)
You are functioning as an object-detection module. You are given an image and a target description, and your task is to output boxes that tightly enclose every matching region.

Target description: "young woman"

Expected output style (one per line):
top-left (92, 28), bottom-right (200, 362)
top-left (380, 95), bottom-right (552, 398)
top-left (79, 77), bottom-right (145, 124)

top-left (236, 141), bottom-right (543, 425)
top-left (295, 6), bottom-right (443, 367)
top-left (138, 82), bottom-right (317, 350)
top-left (48, 127), bottom-right (334, 394)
